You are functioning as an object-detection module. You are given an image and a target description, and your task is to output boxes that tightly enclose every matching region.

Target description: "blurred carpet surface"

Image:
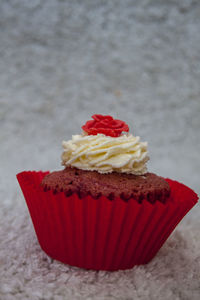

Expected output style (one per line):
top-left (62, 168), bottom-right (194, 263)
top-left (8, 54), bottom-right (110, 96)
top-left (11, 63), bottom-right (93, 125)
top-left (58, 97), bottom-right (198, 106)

top-left (0, 0), bottom-right (200, 299)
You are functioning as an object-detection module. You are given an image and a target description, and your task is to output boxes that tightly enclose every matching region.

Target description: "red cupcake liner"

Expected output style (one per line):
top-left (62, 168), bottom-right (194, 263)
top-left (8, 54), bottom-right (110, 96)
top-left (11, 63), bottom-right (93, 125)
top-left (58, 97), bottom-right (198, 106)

top-left (16, 171), bottom-right (198, 271)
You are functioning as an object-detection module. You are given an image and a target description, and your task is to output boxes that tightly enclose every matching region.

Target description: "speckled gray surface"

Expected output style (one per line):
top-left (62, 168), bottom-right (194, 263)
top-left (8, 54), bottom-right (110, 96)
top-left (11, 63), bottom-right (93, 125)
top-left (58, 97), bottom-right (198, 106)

top-left (0, 1), bottom-right (200, 299)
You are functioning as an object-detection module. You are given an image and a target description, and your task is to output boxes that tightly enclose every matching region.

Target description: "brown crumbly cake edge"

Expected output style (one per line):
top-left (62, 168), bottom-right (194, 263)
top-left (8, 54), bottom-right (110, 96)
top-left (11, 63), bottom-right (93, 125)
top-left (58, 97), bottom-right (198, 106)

top-left (41, 167), bottom-right (170, 203)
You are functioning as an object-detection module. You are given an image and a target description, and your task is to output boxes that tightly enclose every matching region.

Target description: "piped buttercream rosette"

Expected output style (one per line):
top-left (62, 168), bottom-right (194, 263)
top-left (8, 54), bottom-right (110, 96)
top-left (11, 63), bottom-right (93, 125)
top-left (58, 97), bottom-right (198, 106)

top-left (61, 115), bottom-right (149, 175)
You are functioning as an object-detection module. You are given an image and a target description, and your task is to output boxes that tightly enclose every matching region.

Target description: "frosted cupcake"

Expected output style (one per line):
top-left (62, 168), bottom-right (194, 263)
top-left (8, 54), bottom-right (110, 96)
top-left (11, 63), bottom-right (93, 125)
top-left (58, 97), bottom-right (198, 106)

top-left (17, 114), bottom-right (198, 271)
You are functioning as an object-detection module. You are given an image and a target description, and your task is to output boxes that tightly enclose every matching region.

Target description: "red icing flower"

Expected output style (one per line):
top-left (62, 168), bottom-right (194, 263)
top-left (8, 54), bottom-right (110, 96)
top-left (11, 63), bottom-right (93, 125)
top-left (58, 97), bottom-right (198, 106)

top-left (82, 114), bottom-right (129, 137)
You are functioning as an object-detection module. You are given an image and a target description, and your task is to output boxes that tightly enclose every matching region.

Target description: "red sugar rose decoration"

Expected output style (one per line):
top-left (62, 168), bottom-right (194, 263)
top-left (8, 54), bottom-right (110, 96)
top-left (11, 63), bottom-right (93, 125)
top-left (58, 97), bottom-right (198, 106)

top-left (82, 114), bottom-right (129, 137)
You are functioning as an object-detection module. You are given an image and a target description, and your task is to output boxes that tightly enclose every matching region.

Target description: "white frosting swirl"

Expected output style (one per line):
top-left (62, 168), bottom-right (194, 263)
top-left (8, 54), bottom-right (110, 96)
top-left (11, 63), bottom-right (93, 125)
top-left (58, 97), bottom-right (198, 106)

top-left (61, 133), bottom-right (149, 175)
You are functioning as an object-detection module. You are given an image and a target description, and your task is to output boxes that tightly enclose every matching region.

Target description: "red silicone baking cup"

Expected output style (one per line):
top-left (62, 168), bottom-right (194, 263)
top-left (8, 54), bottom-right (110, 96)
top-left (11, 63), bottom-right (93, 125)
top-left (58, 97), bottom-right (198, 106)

top-left (17, 171), bottom-right (198, 271)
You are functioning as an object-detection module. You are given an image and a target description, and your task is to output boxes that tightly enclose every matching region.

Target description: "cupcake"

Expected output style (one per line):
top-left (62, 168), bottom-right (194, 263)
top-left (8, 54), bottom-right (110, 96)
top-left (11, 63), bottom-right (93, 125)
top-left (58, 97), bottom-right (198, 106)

top-left (17, 114), bottom-right (198, 271)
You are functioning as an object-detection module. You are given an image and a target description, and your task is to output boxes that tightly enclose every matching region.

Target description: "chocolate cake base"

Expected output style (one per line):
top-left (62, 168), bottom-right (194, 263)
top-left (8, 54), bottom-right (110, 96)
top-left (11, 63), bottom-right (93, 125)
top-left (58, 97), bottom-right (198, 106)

top-left (41, 167), bottom-right (170, 203)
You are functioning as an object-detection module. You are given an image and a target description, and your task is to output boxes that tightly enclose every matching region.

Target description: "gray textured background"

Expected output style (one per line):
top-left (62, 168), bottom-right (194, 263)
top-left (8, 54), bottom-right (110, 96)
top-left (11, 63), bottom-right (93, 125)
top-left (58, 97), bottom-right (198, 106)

top-left (0, 1), bottom-right (200, 299)
top-left (1, 0), bottom-right (199, 205)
